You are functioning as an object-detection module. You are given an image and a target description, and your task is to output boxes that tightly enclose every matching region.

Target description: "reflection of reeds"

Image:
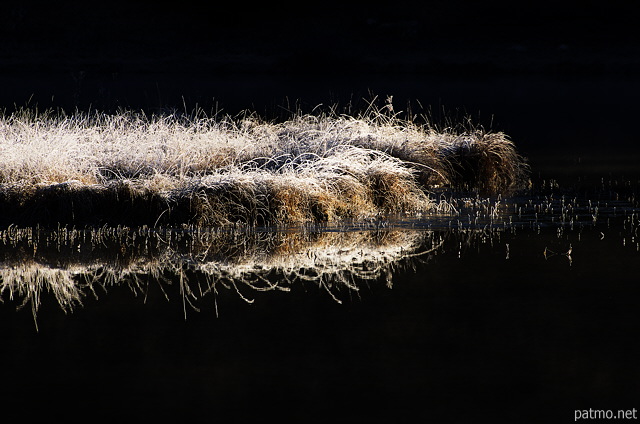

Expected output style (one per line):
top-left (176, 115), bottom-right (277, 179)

top-left (0, 226), bottom-right (442, 325)
top-left (0, 105), bottom-right (528, 227)
top-left (0, 264), bottom-right (84, 331)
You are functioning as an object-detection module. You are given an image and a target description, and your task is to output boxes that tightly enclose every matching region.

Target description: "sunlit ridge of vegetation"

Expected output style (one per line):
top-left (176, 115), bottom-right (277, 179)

top-left (0, 101), bottom-right (529, 227)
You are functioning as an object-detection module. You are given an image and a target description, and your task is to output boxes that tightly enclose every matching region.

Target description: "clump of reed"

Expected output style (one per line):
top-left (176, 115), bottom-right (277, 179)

top-left (0, 101), bottom-right (529, 227)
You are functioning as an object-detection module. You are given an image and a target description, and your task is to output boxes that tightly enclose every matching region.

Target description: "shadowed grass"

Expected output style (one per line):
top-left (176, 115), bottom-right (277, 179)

top-left (0, 101), bottom-right (529, 227)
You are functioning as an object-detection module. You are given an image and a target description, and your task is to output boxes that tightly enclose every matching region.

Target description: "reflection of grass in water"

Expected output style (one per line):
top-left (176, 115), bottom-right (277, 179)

top-left (0, 101), bottom-right (528, 227)
top-left (0, 265), bottom-right (84, 331)
top-left (0, 226), bottom-right (442, 326)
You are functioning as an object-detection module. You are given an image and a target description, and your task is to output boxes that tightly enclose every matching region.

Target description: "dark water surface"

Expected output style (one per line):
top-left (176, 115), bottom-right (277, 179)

top-left (2, 74), bottom-right (640, 423)
top-left (1, 175), bottom-right (639, 423)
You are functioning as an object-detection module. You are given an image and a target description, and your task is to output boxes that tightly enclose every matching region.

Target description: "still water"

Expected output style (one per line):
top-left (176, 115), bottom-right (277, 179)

top-left (1, 173), bottom-right (639, 422)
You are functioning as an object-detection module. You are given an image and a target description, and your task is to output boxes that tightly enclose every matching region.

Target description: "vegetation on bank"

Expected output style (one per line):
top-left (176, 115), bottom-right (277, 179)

top-left (0, 103), bottom-right (529, 227)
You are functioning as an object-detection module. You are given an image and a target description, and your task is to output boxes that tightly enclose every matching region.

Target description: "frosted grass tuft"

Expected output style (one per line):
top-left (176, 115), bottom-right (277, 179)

top-left (0, 105), bottom-right (529, 227)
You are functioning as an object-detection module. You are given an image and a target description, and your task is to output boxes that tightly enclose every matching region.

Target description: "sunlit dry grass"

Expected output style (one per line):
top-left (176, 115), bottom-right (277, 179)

top-left (0, 103), bottom-right (529, 227)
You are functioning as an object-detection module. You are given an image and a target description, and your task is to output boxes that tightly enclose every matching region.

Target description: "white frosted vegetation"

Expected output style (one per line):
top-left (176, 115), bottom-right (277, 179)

top-left (0, 107), bottom-right (528, 226)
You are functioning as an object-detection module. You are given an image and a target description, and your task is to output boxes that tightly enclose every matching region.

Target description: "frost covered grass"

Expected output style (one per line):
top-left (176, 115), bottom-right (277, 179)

top-left (0, 103), bottom-right (529, 227)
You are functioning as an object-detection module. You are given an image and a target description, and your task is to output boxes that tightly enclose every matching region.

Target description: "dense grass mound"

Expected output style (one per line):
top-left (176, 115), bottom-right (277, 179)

top-left (0, 104), bottom-right (529, 227)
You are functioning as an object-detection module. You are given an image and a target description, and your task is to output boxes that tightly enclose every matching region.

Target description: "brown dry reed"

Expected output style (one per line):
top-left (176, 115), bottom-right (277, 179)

top-left (0, 102), bottom-right (529, 227)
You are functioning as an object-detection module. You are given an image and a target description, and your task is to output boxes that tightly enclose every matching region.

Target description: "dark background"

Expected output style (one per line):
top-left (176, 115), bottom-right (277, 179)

top-left (3, 0), bottom-right (639, 77)
top-left (2, 0), bottom-right (639, 108)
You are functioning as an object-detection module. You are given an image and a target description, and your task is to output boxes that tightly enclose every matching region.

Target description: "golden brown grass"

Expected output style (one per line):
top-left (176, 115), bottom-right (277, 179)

top-left (0, 103), bottom-right (529, 227)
